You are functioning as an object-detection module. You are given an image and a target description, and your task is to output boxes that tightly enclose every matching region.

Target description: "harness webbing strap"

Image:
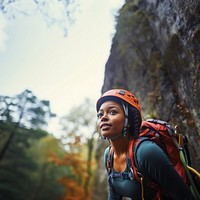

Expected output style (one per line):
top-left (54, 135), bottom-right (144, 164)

top-left (140, 177), bottom-right (145, 200)
top-left (106, 145), bottom-right (134, 180)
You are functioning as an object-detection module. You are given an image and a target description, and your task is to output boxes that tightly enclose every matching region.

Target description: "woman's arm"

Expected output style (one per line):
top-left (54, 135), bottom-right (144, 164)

top-left (136, 140), bottom-right (196, 200)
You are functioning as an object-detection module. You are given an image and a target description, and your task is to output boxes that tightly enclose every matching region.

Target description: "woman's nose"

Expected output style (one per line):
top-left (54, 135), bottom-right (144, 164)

top-left (101, 113), bottom-right (108, 121)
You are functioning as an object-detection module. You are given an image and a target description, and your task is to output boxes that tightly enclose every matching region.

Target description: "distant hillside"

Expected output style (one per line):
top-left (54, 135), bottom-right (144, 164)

top-left (93, 0), bottom-right (200, 199)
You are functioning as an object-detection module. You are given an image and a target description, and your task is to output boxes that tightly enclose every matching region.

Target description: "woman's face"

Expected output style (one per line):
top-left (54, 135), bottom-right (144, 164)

top-left (97, 100), bottom-right (125, 139)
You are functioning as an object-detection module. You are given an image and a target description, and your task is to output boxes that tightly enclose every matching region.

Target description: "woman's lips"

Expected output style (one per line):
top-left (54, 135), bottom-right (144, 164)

top-left (100, 123), bottom-right (111, 130)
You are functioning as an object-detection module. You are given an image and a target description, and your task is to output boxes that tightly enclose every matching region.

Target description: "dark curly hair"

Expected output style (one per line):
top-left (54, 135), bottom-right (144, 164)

top-left (127, 106), bottom-right (142, 139)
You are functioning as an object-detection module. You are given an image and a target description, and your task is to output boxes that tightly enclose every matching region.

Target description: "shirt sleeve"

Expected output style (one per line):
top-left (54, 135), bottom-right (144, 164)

top-left (136, 140), bottom-right (195, 200)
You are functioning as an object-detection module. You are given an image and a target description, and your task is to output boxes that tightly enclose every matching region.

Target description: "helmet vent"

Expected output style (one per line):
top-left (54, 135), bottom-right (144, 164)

top-left (134, 99), bottom-right (139, 105)
top-left (127, 94), bottom-right (135, 98)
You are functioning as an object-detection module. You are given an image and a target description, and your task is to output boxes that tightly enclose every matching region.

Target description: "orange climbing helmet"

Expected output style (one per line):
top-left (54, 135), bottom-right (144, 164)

top-left (96, 89), bottom-right (141, 113)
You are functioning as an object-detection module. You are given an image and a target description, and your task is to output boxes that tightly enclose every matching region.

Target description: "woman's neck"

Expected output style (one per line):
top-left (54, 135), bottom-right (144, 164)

top-left (110, 136), bottom-right (129, 156)
top-left (110, 136), bottom-right (129, 172)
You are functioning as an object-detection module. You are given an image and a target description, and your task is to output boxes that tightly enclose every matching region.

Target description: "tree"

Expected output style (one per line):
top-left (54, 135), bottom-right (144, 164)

top-left (0, 89), bottom-right (56, 161)
top-left (48, 150), bottom-right (87, 200)
top-left (60, 98), bottom-right (97, 151)
top-left (28, 135), bottom-right (67, 200)
top-left (0, 89), bottom-right (55, 128)
top-left (0, 0), bottom-right (79, 35)
top-left (0, 123), bottom-right (65, 200)
top-left (0, 123), bottom-right (46, 200)
top-left (59, 98), bottom-right (98, 199)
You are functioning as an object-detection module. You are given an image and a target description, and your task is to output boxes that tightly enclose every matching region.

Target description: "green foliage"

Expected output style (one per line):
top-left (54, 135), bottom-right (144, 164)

top-left (0, 93), bottom-right (98, 200)
top-left (59, 98), bottom-right (98, 199)
top-left (0, 122), bottom-right (66, 200)
top-left (0, 89), bottom-right (56, 129)
top-left (116, 1), bottom-right (155, 67)
top-left (0, 90), bottom-right (67, 199)
top-left (27, 135), bottom-right (66, 200)
top-left (0, 90), bottom-right (56, 162)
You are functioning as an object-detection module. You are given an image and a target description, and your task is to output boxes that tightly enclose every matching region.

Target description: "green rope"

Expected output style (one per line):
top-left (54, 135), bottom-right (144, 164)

top-left (180, 149), bottom-right (200, 200)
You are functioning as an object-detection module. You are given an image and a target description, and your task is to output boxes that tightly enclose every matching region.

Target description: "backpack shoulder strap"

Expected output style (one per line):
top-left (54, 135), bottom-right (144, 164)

top-left (128, 137), bottom-right (150, 182)
top-left (105, 145), bottom-right (114, 174)
top-left (129, 137), bottom-right (164, 199)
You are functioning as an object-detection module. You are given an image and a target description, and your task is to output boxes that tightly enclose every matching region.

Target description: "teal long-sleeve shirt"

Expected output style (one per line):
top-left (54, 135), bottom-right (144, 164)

top-left (104, 140), bottom-right (195, 200)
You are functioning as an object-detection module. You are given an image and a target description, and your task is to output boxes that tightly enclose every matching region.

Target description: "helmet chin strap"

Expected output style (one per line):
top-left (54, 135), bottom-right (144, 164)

top-left (99, 102), bottom-right (129, 141)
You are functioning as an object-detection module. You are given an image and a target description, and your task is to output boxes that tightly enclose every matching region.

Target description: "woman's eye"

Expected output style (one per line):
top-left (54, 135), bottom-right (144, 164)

top-left (97, 113), bottom-right (103, 119)
top-left (110, 110), bottom-right (117, 115)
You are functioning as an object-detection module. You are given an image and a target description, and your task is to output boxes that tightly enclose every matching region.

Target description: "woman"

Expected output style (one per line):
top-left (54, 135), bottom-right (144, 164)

top-left (96, 89), bottom-right (195, 200)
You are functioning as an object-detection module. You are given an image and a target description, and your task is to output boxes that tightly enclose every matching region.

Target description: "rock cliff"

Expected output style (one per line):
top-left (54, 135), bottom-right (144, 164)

top-left (94, 0), bottom-right (200, 199)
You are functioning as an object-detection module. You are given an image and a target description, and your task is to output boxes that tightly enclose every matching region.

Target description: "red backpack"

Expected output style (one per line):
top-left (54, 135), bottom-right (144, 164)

top-left (129, 119), bottom-right (190, 199)
top-left (130, 119), bottom-right (188, 180)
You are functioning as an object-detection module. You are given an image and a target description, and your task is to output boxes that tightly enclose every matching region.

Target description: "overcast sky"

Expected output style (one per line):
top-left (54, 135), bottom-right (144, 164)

top-left (0, 0), bottom-right (124, 135)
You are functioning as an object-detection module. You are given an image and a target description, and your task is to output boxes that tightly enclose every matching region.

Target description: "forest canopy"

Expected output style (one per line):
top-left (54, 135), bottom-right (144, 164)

top-left (0, 90), bottom-right (98, 200)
